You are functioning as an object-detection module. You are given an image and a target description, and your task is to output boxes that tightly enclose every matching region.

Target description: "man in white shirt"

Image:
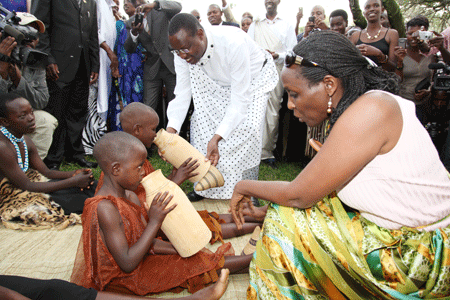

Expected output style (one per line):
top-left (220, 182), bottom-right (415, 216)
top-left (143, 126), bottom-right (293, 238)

top-left (167, 13), bottom-right (278, 201)
top-left (247, 0), bottom-right (297, 168)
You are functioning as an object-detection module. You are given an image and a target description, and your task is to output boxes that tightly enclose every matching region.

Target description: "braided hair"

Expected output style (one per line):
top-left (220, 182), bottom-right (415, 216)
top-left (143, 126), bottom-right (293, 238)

top-left (293, 30), bottom-right (399, 130)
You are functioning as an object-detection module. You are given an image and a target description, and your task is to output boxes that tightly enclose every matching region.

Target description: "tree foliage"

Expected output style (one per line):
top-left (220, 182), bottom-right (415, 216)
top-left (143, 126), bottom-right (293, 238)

top-left (397, 0), bottom-right (450, 32)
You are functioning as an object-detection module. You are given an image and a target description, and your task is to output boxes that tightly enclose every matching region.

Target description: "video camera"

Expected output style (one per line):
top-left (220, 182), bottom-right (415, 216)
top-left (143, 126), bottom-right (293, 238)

top-left (428, 62), bottom-right (450, 92)
top-left (0, 4), bottom-right (47, 67)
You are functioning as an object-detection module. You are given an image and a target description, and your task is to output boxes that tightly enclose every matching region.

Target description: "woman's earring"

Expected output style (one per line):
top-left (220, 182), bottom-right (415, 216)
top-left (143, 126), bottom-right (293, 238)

top-left (327, 96), bottom-right (333, 116)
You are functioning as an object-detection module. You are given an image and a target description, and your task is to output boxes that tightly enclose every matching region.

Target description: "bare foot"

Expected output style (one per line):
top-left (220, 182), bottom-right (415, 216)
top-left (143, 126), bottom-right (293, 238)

top-left (190, 268), bottom-right (230, 300)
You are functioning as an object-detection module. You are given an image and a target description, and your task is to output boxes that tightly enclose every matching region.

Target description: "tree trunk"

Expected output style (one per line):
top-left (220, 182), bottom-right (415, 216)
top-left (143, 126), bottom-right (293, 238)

top-left (383, 0), bottom-right (406, 37)
top-left (349, 0), bottom-right (367, 29)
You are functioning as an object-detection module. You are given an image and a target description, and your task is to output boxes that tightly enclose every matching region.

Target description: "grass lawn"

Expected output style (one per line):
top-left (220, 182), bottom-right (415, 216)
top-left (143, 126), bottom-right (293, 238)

top-left (60, 153), bottom-right (303, 193)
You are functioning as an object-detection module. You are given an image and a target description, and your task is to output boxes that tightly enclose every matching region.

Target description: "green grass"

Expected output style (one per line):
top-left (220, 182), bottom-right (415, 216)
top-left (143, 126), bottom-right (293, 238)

top-left (60, 154), bottom-right (303, 193)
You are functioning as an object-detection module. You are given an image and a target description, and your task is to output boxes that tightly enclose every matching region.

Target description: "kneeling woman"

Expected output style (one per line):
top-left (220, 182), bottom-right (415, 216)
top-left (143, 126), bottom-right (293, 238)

top-left (231, 31), bottom-right (450, 299)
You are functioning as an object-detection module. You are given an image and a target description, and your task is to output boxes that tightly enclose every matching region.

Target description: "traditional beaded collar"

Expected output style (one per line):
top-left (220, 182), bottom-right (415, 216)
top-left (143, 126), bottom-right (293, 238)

top-left (0, 126), bottom-right (29, 172)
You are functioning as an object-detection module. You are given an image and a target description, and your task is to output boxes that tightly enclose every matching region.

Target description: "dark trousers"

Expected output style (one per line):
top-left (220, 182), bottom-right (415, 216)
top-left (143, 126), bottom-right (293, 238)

top-left (143, 63), bottom-right (176, 129)
top-left (45, 62), bottom-right (89, 164)
top-left (0, 275), bottom-right (97, 300)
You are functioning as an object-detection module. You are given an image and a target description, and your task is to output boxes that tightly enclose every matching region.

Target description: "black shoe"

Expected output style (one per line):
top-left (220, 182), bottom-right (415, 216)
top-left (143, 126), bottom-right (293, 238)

top-left (187, 191), bottom-right (204, 202)
top-left (261, 158), bottom-right (278, 169)
top-left (70, 157), bottom-right (98, 169)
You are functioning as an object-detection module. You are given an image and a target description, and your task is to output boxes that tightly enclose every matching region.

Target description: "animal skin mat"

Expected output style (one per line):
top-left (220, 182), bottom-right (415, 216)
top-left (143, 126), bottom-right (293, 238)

top-left (0, 199), bottom-right (251, 299)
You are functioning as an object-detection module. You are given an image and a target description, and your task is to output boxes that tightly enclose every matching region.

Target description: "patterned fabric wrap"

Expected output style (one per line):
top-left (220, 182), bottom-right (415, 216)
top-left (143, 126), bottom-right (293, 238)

top-left (108, 20), bottom-right (145, 131)
top-left (0, 169), bottom-right (80, 230)
top-left (248, 196), bottom-right (450, 299)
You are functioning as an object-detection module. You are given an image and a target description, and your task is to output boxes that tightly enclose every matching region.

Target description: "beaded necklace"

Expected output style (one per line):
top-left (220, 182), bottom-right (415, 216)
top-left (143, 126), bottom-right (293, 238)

top-left (0, 126), bottom-right (29, 172)
top-left (366, 26), bottom-right (382, 40)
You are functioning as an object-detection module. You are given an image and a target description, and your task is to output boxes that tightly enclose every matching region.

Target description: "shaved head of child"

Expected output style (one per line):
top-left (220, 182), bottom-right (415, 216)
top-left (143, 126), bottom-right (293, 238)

top-left (94, 131), bottom-right (147, 179)
top-left (120, 103), bottom-right (159, 148)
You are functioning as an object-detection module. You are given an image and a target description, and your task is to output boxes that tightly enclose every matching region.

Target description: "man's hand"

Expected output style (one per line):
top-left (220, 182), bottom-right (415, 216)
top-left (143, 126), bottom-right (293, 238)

top-left (136, 2), bottom-right (157, 15)
top-left (0, 34), bottom-right (16, 57)
top-left (166, 127), bottom-right (178, 134)
top-left (266, 50), bottom-right (279, 60)
top-left (315, 18), bottom-right (329, 31)
top-left (131, 21), bottom-right (144, 36)
top-left (89, 72), bottom-right (98, 85)
top-left (46, 63), bottom-right (59, 81)
top-left (108, 52), bottom-right (120, 78)
top-left (206, 134), bottom-right (222, 166)
top-left (296, 9), bottom-right (303, 23)
top-left (8, 64), bottom-right (21, 87)
top-left (429, 32), bottom-right (445, 51)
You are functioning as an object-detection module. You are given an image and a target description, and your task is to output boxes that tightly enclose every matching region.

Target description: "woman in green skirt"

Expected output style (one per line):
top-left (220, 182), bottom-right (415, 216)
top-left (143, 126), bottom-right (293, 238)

top-left (230, 30), bottom-right (450, 299)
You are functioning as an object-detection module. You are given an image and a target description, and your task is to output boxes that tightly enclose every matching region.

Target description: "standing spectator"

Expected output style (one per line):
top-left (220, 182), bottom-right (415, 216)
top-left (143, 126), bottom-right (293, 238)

top-left (299, 5), bottom-right (328, 42)
top-left (31, 0), bottom-right (100, 170)
top-left (0, 13), bottom-right (57, 160)
top-left (241, 17), bottom-right (252, 33)
top-left (220, 0), bottom-right (238, 26)
top-left (380, 10), bottom-right (390, 28)
top-left (82, 0), bottom-right (118, 155)
top-left (166, 13), bottom-right (278, 202)
top-left (247, 0), bottom-right (297, 168)
top-left (108, 0), bottom-right (146, 131)
top-left (394, 17), bottom-right (450, 122)
top-left (349, 0), bottom-right (398, 70)
top-left (190, 9), bottom-right (201, 22)
top-left (124, 1), bottom-right (181, 129)
top-left (206, 4), bottom-right (239, 27)
top-left (329, 9), bottom-right (348, 35)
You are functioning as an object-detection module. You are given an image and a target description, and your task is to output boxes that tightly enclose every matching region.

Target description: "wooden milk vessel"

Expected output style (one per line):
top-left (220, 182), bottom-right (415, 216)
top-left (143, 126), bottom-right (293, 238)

top-left (141, 170), bottom-right (212, 257)
top-left (153, 129), bottom-right (224, 191)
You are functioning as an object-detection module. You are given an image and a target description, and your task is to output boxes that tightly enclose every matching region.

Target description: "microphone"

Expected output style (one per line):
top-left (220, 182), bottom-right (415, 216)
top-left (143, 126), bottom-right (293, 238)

top-left (428, 63), bottom-right (450, 73)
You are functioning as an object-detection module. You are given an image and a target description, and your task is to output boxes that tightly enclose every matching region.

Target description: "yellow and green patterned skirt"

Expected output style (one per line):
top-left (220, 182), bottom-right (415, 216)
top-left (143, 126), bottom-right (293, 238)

top-left (248, 196), bottom-right (450, 299)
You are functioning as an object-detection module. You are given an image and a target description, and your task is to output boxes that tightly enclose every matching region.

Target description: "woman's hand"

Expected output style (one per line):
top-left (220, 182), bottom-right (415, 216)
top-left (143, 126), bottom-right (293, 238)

top-left (230, 189), bottom-right (253, 230)
top-left (356, 44), bottom-right (383, 58)
top-left (414, 89), bottom-right (431, 103)
top-left (393, 46), bottom-right (406, 62)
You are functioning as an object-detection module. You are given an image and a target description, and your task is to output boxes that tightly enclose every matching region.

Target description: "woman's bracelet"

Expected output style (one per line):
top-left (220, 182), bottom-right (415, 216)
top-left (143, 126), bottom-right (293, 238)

top-left (379, 54), bottom-right (389, 64)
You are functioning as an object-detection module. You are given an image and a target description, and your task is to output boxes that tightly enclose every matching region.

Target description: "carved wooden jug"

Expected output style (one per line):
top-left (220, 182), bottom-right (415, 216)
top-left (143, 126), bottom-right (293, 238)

top-left (141, 170), bottom-right (212, 257)
top-left (153, 129), bottom-right (224, 191)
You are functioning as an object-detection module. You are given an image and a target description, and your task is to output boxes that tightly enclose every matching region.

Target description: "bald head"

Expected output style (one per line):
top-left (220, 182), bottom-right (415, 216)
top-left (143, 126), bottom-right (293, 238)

top-left (94, 131), bottom-right (146, 172)
top-left (311, 5), bottom-right (326, 21)
top-left (120, 102), bottom-right (159, 134)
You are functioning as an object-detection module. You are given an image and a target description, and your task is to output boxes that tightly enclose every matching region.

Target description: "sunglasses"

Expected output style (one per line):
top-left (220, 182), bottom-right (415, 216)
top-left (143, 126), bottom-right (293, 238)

top-left (285, 51), bottom-right (334, 75)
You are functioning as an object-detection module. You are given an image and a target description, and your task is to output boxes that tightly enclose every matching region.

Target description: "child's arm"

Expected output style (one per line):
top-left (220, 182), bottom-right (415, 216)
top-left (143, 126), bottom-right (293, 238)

top-left (0, 139), bottom-right (93, 193)
top-left (167, 157), bottom-right (199, 186)
top-left (97, 192), bottom-right (176, 273)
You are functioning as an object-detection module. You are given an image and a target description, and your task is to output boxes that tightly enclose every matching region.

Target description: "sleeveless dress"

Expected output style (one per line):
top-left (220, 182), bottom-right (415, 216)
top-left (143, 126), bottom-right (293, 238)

top-left (356, 29), bottom-right (390, 65)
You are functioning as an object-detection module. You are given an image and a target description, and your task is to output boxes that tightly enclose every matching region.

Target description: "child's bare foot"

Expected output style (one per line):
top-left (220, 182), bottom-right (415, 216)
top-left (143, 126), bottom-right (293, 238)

top-left (190, 268), bottom-right (230, 300)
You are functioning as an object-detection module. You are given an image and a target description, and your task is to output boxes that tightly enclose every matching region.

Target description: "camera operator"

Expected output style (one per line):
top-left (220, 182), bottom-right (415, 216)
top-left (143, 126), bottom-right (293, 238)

top-left (422, 89), bottom-right (450, 156)
top-left (299, 5), bottom-right (328, 41)
top-left (0, 13), bottom-right (57, 160)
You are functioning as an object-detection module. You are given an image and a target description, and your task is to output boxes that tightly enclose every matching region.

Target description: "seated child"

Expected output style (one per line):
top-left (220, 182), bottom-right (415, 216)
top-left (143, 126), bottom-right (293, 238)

top-left (1, 270), bottom-right (229, 300)
top-left (97, 102), bottom-right (267, 243)
top-left (71, 132), bottom-right (254, 295)
top-left (0, 92), bottom-right (95, 229)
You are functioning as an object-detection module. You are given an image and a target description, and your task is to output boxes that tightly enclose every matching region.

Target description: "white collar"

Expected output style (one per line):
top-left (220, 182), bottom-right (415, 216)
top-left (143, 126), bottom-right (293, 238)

top-left (197, 29), bottom-right (214, 67)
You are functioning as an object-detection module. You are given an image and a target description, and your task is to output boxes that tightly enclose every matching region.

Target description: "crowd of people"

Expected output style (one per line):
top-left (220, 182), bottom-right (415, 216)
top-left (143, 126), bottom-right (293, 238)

top-left (1, 0), bottom-right (450, 299)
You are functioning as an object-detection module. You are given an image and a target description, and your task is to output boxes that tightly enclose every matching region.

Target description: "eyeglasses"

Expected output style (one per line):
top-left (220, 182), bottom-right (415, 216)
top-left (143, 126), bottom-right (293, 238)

top-left (285, 51), bottom-right (334, 75)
